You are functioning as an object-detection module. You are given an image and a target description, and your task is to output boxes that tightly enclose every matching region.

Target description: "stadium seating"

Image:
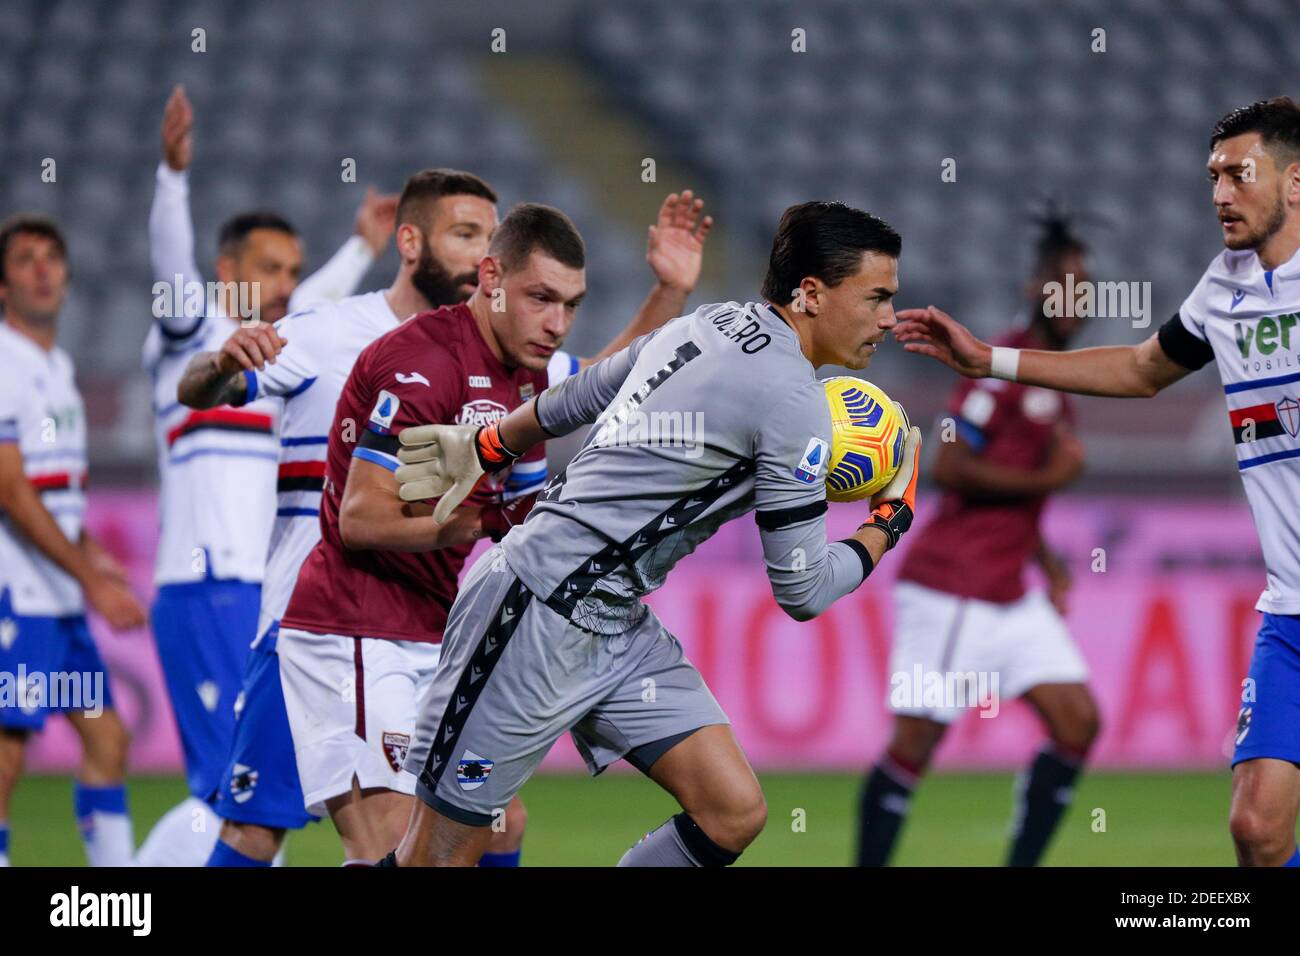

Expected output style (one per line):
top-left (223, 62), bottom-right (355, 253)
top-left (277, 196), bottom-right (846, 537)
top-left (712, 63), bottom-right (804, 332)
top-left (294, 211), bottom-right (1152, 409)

top-left (1, 0), bottom-right (1292, 488)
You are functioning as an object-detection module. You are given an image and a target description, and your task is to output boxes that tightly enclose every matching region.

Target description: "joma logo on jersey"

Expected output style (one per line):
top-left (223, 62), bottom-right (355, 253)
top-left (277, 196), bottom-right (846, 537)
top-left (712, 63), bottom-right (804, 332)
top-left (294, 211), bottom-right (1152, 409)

top-left (456, 399), bottom-right (508, 427)
top-left (1235, 313), bottom-right (1300, 358)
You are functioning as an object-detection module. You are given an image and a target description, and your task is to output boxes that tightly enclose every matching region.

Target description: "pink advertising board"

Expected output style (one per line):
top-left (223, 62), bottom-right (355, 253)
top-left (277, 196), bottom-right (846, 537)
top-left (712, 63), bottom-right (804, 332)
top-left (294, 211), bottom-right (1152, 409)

top-left (24, 491), bottom-right (1266, 773)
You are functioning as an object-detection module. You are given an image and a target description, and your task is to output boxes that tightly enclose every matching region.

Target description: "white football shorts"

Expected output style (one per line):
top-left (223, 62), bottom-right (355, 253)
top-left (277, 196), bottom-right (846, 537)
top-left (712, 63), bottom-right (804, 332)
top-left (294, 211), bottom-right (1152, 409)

top-left (888, 580), bottom-right (1089, 724)
top-left (278, 627), bottom-right (442, 816)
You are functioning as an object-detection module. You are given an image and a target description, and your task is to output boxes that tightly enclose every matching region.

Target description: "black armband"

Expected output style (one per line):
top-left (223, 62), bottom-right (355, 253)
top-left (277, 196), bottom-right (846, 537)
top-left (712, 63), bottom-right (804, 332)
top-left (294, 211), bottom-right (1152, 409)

top-left (357, 428), bottom-right (401, 454)
top-left (755, 500), bottom-right (827, 531)
top-left (1156, 312), bottom-right (1215, 371)
top-left (839, 537), bottom-right (875, 582)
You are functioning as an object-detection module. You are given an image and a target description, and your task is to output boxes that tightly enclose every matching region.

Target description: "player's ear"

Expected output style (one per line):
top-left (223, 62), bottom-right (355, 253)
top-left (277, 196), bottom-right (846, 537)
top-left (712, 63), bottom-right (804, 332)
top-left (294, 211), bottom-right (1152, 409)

top-left (1287, 160), bottom-right (1300, 206)
top-left (477, 254), bottom-right (502, 292)
top-left (394, 222), bottom-right (424, 264)
top-left (799, 276), bottom-right (823, 317)
top-left (214, 254), bottom-right (237, 284)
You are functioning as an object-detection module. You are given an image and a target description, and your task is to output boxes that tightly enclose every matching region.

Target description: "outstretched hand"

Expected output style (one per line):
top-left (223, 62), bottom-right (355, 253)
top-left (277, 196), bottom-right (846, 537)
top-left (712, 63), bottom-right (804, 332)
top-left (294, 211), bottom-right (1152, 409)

top-left (647, 189), bottom-right (713, 294)
top-left (893, 305), bottom-right (992, 379)
top-left (355, 186), bottom-right (400, 256)
top-left (161, 85), bottom-right (193, 172)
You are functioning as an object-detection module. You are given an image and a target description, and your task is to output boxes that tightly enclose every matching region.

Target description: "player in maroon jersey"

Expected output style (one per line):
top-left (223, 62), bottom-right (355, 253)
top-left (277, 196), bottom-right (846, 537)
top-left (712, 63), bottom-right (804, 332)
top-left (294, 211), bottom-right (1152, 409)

top-left (268, 201), bottom-right (712, 863)
top-left (856, 211), bottom-right (1100, 866)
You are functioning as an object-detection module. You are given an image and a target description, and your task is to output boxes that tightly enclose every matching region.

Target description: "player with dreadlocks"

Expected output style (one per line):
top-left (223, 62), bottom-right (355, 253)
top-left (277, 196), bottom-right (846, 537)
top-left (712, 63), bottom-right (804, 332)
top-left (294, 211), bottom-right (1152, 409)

top-left (854, 205), bottom-right (1099, 867)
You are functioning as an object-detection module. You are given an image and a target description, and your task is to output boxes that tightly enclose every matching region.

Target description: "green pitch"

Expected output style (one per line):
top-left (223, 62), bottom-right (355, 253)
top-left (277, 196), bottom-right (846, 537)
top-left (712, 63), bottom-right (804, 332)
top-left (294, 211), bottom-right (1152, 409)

top-left (6, 770), bottom-right (1235, 866)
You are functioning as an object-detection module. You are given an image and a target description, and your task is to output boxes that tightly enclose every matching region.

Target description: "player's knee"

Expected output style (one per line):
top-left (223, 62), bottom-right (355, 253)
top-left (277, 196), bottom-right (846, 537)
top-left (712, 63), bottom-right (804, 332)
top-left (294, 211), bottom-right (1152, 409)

top-left (84, 716), bottom-right (131, 775)
top-left (1043, 690), bottom-right (1101, 755)
top-left (888, 722), bottom-right (943, 770)
top-left (0, 747), bottom-right (22, 793)
top-left (220, 820), bottom-right (283, 861)
top-left (504, 797), bottom-right (527, 836)
top-left (1228, 800), bottom-right (1288, 862)
top-left (889, 739), bottom-right (937, 772)
top-left (743, 792), bottom-right (769, 845)
top-left (712, 787), bottom-right (767, 851)
top-left (1056, 706), bottom-right (1101, 754)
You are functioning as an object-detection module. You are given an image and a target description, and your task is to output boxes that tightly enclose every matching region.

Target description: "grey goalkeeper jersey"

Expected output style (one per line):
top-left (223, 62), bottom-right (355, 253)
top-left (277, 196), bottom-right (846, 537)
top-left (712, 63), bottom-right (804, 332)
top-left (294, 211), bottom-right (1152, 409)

top-left (502, 300), bottom-right (872, 634)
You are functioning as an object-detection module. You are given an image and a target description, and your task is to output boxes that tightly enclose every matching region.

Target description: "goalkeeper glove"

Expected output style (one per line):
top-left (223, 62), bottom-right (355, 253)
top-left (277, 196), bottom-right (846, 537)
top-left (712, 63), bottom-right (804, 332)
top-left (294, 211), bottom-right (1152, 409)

top-left (861, 422), bottom-right (921, 550)
top-left (396, 421), bottom-right (522, 522)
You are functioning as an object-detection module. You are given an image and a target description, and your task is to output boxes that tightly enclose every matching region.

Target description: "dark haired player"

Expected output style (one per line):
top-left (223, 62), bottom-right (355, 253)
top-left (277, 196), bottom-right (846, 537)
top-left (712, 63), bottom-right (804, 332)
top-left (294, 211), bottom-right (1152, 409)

top-left (0, 215), bottom-right (147, 867)
top-left (137, 85), bottom-right (394, 865)
top-left (856, 211), bottom-right (1098, 867)
top-left (276, 204), bottom-right (601, 861)
top-left (179, 170), bottom-right (714, 865)
top-left (896, 98), bottom-right (1300, 867)
top-left (385, 201), bottom-right (922, 867)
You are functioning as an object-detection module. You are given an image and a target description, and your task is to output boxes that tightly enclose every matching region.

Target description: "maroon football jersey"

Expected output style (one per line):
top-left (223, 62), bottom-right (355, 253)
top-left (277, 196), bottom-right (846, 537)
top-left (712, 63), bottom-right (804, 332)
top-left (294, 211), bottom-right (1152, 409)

top-left (281, 304), bottom-right (549, 643)
top-left (897, 328), bottom-right (1074, 603)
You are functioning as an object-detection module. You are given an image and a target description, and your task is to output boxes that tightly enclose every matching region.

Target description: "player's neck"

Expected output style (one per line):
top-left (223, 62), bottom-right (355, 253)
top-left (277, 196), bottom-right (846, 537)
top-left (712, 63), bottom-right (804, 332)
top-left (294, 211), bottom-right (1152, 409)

top-left (768, 301), bottom-right (822, 368)
top-left (3, 311), bottom-right (57, 351)
top-left (384, 277), bottom-right (432, 324)
top-left (1256, 223), bottom-right (1300, 271)
top-left (466, 293), bottom-right (510, 368)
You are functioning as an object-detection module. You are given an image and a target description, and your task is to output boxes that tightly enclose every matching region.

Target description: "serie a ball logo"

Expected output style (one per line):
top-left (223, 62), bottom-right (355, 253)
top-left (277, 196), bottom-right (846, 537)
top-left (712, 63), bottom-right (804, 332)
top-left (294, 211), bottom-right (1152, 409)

top-left (823, 376), bottom-right (907, 501)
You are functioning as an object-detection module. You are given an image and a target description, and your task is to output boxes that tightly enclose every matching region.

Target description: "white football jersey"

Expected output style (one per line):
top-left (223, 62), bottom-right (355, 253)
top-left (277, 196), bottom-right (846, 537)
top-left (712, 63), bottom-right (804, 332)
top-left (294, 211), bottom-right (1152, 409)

top-left (243, 290), bottom-right (578, 646)
top-left (0, 322), bottom-right (88, 616)
top-left (144, 161), bottom-right (374, 587)
top-left (144, 313), bottom-right (282, 586)
top-left (1178, 245), bottom-right (1300, 613)
top-left (243, 291), bottom-right (402, 644)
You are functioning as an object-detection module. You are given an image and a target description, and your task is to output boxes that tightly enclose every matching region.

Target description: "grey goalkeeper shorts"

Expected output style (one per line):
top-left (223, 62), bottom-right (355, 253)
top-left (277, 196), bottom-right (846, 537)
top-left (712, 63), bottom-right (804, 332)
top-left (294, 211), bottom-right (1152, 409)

top-left (404, 545), bottom-right (729, 826)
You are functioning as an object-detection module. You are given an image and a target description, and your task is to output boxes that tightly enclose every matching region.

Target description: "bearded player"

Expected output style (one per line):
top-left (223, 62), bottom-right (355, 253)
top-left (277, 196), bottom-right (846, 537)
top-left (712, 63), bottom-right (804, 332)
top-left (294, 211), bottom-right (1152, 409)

top-left (895, 98), bottom-right (1300, 867)
top-left (137, 85), bottom-right (394, 866)
top-left (856, 211), bottom-right (1098, 867)
top-left (384, 202), bottom-right (922, 867)
top-left (179, 171), bottom-right (713, 865)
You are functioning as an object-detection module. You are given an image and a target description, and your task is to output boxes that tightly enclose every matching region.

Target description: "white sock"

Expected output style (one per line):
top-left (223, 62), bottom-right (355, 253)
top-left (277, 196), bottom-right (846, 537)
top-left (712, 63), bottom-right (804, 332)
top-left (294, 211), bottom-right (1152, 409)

top-left (272, 844), bottom-right (287, 867)
top-left (133, 797), bottom-right (221, 867)
top-left (82, 810), bottom-right (135, 867)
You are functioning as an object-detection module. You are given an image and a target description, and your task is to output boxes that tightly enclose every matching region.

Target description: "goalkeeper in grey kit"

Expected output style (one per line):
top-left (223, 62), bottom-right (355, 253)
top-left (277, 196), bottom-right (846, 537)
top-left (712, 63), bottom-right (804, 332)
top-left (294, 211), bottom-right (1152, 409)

top-left (386, 202), bottom-right (922, 867)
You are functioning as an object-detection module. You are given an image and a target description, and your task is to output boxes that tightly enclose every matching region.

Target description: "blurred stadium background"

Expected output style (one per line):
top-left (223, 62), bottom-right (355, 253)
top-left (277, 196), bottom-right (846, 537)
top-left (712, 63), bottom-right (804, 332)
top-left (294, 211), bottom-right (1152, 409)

top-left (1, 0), bottom-right (1292, 864)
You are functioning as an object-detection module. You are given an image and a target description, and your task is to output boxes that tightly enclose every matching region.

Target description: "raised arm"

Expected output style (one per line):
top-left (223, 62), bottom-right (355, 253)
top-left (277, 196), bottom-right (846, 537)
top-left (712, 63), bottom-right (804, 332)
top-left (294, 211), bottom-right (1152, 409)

top-left (150, 85), bottom-right (204, 335)
top-left (578, 190), bottom-right (712, 367)
top-left (894, 306), bottom-right (1198, 397)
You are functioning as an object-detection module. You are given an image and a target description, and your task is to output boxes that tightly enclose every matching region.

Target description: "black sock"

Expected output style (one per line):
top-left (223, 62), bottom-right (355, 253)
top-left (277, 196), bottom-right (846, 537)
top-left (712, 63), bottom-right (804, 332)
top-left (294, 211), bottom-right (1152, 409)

top-left (1006, 745), bottom-right (1084, 867)
top-left (855, 756), bottom-right (918, 867)
top-left (375, 850), bottom-right (399, 867)
top-left (617, 813), bottom-right (740, 867)
top-left (672, 813), bottom-right (741, 867)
